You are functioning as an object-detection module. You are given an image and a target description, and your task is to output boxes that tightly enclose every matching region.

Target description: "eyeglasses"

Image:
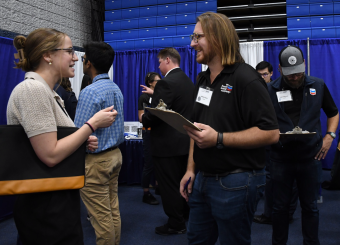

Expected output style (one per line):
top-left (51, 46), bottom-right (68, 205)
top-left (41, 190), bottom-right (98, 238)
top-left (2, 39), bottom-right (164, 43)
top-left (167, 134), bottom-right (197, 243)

top-left (190, 33), bottom-right (205, 43)
top-left (259, 73), bottom-right (270, 78)
top-left (53, 48), bottom-right (75, 56)
top-left (286, 72), bottom-right (304, 79)
top-left (81, 56), bottom-right (88, 63)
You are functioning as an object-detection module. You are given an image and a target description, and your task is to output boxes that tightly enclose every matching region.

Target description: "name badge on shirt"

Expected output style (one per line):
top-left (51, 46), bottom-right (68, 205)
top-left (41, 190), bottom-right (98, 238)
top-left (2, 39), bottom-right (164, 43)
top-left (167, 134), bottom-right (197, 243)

top-left (196, 86), bottom-right (213, 106)
top-left (276, 90), bottom-right (293, 103)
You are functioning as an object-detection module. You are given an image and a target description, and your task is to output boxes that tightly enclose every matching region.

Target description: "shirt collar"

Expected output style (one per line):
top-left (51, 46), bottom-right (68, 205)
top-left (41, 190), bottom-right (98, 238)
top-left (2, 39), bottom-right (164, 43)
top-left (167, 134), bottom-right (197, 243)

top-left (25, 71), bottom-right (60, 99)
top-left (164, 67), bottom-right (180, 77)
top-left (204, 63), bottom-right (241, 76)
top-left (272, 74), bottom-right (315, 91)
top-left (221, 63), bottom-right (241, 74)
top-left (203, 63), bottom-right (241, 84)
top-left (280, 76), bottom-right (305, 91)
top-left (92, 73), bottom-right (110, 83)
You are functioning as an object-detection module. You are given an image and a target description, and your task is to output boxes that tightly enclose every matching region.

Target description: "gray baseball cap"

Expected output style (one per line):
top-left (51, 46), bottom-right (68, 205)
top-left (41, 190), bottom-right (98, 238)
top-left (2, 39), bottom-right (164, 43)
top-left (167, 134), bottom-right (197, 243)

top-left (279, 45), bottom-right (305, 76)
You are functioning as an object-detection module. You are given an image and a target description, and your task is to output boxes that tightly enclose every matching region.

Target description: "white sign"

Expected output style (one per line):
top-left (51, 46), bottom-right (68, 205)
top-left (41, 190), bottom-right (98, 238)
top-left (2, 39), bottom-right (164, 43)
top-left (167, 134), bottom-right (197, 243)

top-left (124, 121), bottom-right (142, 134)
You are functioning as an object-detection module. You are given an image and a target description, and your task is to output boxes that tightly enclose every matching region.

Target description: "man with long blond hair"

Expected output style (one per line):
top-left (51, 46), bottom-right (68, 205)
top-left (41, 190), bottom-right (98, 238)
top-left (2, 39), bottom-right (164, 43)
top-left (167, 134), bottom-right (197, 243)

top-left (180, 12), bottom-right (280, 244)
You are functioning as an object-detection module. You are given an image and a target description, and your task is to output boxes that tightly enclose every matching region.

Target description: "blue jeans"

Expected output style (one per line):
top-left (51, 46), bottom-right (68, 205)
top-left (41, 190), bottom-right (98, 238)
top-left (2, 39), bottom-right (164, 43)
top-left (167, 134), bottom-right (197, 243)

top-left (187, 169), bottom-right (266, 245)
top-left (271, 159), bottom-right (322, 245)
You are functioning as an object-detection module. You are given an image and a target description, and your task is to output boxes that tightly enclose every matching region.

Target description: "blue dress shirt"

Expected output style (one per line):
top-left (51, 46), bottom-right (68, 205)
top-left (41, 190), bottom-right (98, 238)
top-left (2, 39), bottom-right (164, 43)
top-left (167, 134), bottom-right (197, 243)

top-left (74, 74), bottom-right (124, 153)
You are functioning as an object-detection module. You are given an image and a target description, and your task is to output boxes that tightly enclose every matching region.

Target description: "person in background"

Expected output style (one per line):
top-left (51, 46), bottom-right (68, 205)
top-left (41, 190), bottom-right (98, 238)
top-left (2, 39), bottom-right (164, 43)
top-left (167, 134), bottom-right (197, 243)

top-left (141, 48), bottom-right (194, 235)
top-left (180, 12), bottom-right (279, 244)
top-left (74, 42), bottom-right (124, 245)
top-left (80, 74), bottom-right (92, 91)
top-left (267, 45), bottom-right (339, 245)
top-left (7, 28), bottom-right (117, 245)
top-left (138, 72), bottom-right (161, 205)
top-left (54, 77), bottom-right (78, 121)
top-left (253, 60), bottom-right (298, 225)
top-left (256, 61), bottom-right (273, 83)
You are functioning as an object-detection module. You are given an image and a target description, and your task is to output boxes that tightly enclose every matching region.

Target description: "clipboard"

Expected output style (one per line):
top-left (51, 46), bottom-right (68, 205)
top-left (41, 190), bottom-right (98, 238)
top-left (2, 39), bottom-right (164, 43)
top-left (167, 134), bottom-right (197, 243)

top-left (279, 132), bottom-right (316, 140)
top-left (145, 107), bottom-right (201, 135)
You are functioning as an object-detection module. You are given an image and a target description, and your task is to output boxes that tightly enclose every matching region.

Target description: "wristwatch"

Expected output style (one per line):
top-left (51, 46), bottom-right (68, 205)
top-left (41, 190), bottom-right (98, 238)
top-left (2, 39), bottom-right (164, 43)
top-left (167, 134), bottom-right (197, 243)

top-left (326, 132), bottom-right (336, 139)
top-left (216, 132), bottom-right (224, 149)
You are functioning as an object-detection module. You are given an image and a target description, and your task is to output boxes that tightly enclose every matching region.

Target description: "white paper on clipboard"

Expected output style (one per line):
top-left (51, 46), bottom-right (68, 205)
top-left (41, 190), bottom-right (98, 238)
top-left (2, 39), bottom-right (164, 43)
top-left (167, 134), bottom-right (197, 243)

top-left (145, 107), bottom-right (202, 135)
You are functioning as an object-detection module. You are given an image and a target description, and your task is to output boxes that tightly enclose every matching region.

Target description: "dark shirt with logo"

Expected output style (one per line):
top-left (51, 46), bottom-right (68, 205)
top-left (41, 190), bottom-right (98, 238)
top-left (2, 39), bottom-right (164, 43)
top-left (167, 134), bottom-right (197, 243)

top-left (280, 79), bottom-right (337, 127)
top-left (138, 93), bottom-right (152, 111)
top-left (192, 62), bottom-right (278, 174)
top-left (268, 75), bottom-right (338, 161)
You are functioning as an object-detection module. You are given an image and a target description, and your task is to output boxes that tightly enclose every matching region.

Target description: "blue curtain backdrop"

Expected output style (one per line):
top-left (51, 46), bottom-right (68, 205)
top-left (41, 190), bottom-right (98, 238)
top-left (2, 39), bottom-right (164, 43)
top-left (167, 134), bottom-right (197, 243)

top-left (2, 35), bottom-right (338, 169)
top-left (0, 36), bottom-right (25, 220)
top-left (263, 39), bottom-right (340, 169)
top-left (113, 46), bottom-right (201, 121)
top-left (0, 37), bottom-right (25, 125)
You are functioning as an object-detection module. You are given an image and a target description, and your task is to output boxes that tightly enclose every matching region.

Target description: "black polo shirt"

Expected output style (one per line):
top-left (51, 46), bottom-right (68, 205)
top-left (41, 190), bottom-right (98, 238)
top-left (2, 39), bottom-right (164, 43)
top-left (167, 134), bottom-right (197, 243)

top-left (138, 93), bottom-right (152, 111)
top-left (281, 77), bottom-right (338, 126)
top-left (192, 62), bottom-right (278, 174)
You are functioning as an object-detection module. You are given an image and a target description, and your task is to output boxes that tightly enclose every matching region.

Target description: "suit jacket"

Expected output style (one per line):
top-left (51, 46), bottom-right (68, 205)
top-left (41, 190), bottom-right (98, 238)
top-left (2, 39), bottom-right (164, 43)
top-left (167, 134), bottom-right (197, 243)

top-left (142, 68), bottom-right (195, 157)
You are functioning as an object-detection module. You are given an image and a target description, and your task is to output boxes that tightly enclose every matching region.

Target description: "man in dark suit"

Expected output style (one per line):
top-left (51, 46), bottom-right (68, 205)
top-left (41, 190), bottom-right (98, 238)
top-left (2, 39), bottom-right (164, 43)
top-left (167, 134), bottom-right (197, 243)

top-left (141, 47), bottom-right (194, 235)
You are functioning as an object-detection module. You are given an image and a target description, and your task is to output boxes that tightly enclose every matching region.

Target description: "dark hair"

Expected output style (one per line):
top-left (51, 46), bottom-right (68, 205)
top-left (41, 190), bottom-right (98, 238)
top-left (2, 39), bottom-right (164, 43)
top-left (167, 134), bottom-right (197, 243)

top-left (83, 42), bottom-right (115, 74)
top-left (80, 74), bottom-right (92, 91)
top-left (59, 77), bottom-right (72, 92)
top-left (144, 72), bottom-right (161, 87)
top-left (13, 28), bottom-right (66, 72)
top-left (196, 12), bottom-right (244, 66)
top-left (157, 47), bottom-right (181, 65)
top-left (256, 61), bottom-right (273, 73)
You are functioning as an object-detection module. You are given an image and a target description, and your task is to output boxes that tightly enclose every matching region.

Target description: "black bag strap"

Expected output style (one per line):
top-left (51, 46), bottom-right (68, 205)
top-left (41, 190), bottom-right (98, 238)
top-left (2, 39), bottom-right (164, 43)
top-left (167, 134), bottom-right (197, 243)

top-left (55, 98), bottom-right (68, 117)
top-left (25, 76), bottom-right (68, 118)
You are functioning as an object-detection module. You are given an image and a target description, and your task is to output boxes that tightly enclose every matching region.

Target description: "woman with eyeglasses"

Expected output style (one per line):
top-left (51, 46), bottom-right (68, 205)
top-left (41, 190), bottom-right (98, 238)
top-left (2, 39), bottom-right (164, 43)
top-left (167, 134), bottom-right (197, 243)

top-left (138, 72), bottom-right (161, 205)
top-left (7, 28), bottom-right (117, 245)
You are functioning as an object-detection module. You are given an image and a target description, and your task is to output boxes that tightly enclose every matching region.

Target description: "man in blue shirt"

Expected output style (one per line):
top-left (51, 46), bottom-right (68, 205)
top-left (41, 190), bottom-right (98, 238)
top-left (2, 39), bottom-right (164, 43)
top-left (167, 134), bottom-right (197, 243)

top-left (74, 42), bottom-right (124, 245)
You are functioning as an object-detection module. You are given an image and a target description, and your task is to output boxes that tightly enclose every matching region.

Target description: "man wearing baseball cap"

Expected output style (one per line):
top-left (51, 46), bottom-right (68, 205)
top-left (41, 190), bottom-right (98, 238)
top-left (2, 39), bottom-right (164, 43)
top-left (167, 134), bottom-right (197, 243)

top-left (267, 45), bottom-right (339, 244)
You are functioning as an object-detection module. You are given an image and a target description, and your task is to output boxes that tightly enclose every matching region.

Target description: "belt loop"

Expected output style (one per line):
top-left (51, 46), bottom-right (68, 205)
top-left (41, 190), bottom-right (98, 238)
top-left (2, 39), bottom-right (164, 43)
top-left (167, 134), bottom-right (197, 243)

top-left (215, 175), bottom-right (218, 181)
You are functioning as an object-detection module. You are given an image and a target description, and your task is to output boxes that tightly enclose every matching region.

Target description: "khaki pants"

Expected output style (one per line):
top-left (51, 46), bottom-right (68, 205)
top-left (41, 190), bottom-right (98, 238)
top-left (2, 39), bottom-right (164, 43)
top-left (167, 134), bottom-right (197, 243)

top-left (80, 148), bottom-right (122, 245)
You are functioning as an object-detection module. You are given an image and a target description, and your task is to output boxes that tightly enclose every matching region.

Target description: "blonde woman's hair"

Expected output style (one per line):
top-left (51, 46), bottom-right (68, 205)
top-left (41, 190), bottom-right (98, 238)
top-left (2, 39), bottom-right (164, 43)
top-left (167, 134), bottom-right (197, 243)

top-left (13, 28), bottom-right (66, 72)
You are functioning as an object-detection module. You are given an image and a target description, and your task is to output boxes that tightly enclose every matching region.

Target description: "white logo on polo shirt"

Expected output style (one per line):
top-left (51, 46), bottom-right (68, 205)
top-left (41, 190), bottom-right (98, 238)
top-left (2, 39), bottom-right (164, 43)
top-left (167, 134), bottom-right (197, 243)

top-left (221, 84), bottom-right (233, 93)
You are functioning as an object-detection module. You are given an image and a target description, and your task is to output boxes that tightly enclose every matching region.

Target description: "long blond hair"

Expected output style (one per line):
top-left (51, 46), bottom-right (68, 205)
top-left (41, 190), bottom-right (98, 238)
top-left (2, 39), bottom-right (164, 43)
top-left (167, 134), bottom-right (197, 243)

top-left (197, 12), bottom-right (244, 66)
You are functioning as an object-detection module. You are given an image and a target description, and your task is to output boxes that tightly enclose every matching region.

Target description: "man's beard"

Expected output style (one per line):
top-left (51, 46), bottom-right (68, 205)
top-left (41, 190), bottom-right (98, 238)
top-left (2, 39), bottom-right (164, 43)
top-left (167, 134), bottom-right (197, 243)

top-left (283, 74), bottom-right (305, 89)
top-left (196, 48), bottom-right (216, 65)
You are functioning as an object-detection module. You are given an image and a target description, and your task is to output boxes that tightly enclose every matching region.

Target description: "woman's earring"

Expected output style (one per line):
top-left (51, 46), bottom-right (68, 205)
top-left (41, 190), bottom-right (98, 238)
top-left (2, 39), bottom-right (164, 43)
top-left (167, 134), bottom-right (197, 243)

top-left (49, 61), bottom-right (52, 65)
